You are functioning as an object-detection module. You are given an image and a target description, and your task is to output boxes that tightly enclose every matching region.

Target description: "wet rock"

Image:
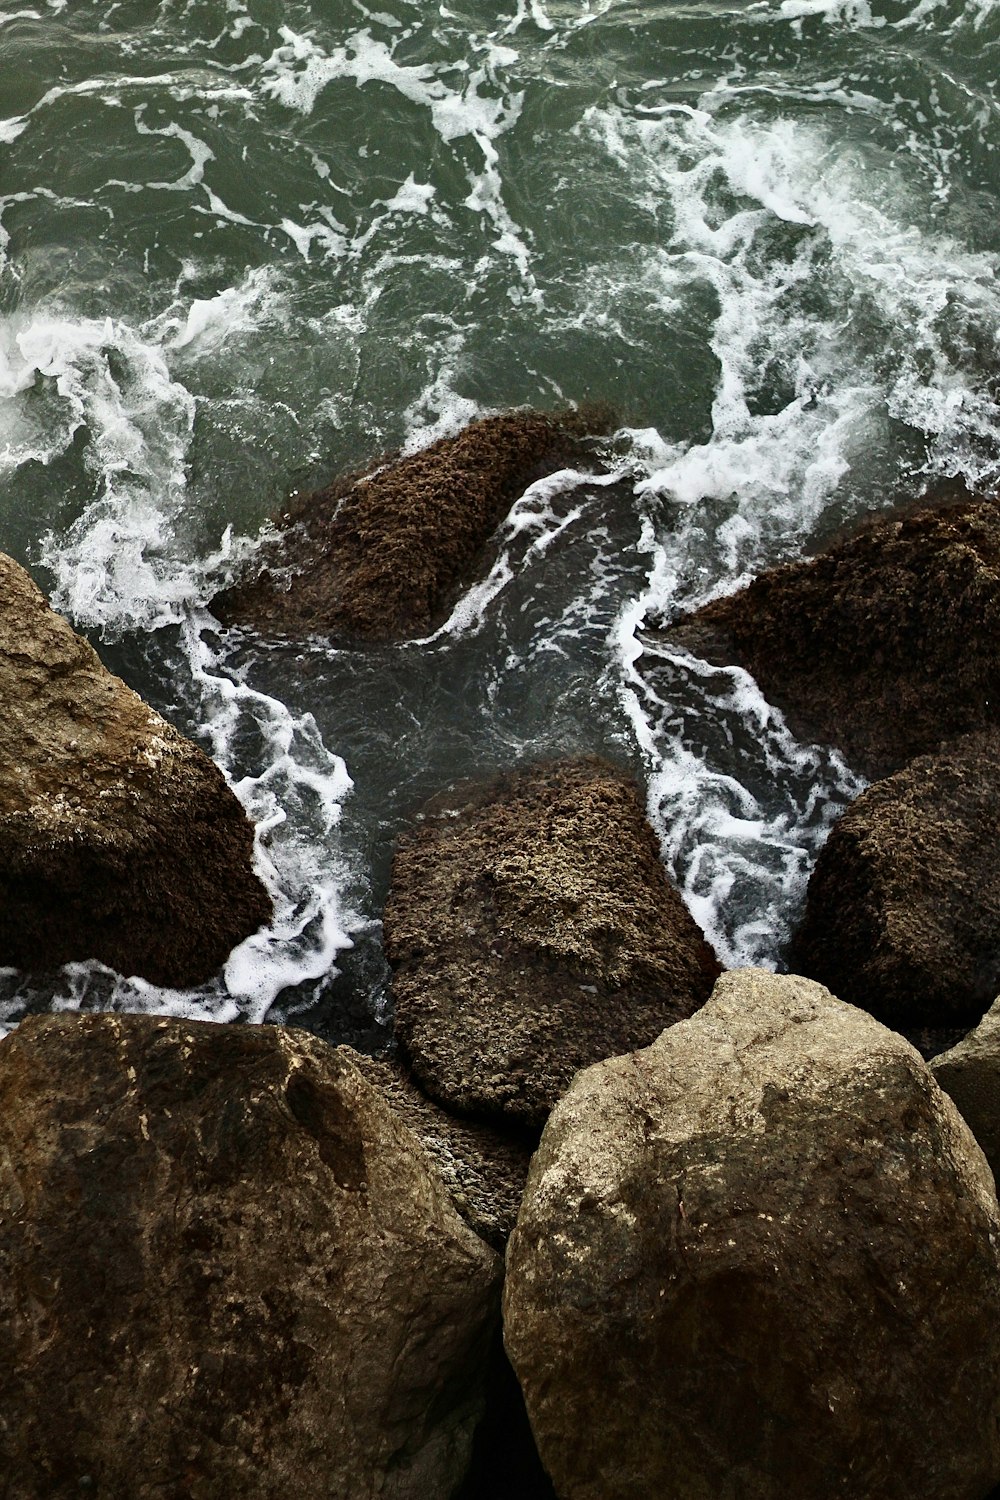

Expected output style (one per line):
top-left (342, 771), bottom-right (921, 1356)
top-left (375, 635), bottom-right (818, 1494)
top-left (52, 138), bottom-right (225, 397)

top-left (504, 969), bottom-right (1000, 1500)
top-left (666, 491), bottom-right (1000, 779)
top-left (211, 407), bottom-right (611, 643)
top-left (0, 554), bottom-right (271, 987)
top-left (350, 1051), bottom-right (533, 1251)
top-left (0, 1012), bottom-right (501, 1500)
top-left (792, 731), bottom-right (1000, 1033)
top-left (384, 757), bottom-right (721, 1130)
top-left (932, 995), bottom-right (1000, 1182)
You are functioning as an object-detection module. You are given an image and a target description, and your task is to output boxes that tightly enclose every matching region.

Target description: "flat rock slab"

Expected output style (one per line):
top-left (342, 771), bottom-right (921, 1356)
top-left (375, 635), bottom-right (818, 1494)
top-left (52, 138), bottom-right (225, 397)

top-left (0, 1012), bottom-right (501, 1500)
top-left (504, 969), bottom-right (1000, 1500)
top-left (212, 407), bottom-right (610, 643)
top-left (384, 757), bottom-right (721, 1130)
top-left (793, 730), bottom-right (1000, 1033)
top-left (666, 491), bottom-right (1000, 779)
top-left (349, 1051), bottom-right (533, 1250)
top-left (0, 554), bottom-right (270, 986)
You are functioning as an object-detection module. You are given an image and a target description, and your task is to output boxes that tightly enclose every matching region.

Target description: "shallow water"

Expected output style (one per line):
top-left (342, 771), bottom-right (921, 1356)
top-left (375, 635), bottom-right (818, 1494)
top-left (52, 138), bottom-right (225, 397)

top-left (0, 0), bottom-right (998, 1036)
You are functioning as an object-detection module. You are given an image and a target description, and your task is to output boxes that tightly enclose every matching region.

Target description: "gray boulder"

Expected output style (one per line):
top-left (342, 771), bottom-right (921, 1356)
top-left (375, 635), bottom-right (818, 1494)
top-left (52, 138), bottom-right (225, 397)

top-left (384, 757), bottom-right (721, 1130)
top-left (504, 969), bottom-right (1000, 1500)
top-left (0, 552), bottom-right (271, 986)
top-left (0, 1012), bottom-right (501, 1500)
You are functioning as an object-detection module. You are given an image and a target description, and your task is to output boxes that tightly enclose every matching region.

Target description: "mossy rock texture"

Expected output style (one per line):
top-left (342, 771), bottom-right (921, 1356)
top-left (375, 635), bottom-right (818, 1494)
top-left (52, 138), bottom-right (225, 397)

top-left (384, 757), bottom-right (721, 1130)
top-left (666, 491), bottom-right (1000, 779)
top-left (212, 407), bottom-right (612, 643)
top-left (0, 553), bottom-right (270, 986)
top-left (793, 730), bottom-right (1000, 1033)
top-left (504, 970), bottom-right (1000, 1500)
top-left (0, 1013), bottom-right (501, 1500)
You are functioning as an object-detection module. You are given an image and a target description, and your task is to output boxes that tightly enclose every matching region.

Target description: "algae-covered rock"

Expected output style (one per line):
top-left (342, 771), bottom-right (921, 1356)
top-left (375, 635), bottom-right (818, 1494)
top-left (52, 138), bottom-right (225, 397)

top-left (0, 1012), bottom-right (501, 1500)
top-left (212, 407), bottom-right (611, 643)
top-left (0, 553), bottom-right (270, 986)
top-left (384, 757), bottom-right (721, 1130)
top-left (504, 969), bottom-right (1000, 1500)
top-left (666, 491), bottom-right (1000, 779)
top-left (793, 731), bottom-right (1000, 1033)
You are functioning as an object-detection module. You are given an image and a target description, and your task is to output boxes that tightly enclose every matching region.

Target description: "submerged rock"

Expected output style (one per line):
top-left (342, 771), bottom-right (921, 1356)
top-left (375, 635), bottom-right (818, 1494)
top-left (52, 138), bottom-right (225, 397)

top-left (0, 554), bottom-right (270, 987)
top-left (666, 490), bottom-right (1000, 779)
top-left (932, 996), bottom-right (1000, 1181)
top-left (504, 970), bottom-right (1000, 1500)
top-left (384, 757), bottom-right (721, 1130)
top-left (211, 407), bottom-right (611, 643)
top-left (793, 731), bottom-right (1000, 1033)
top-left (350, 1051), bottom-right (533, 1251)
top-left (0, 1012), bottom-right (501, 1500)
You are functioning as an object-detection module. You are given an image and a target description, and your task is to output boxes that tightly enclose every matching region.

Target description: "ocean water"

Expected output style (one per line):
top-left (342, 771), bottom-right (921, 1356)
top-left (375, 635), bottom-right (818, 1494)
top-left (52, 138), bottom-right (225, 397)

top-left (0, 0), bottom-right (998, 1036)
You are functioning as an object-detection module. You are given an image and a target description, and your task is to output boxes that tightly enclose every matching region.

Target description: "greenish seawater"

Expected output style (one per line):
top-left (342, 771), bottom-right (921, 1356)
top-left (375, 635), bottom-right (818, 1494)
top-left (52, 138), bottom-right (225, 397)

top-left (0, 0), bottom-right (998, 1031)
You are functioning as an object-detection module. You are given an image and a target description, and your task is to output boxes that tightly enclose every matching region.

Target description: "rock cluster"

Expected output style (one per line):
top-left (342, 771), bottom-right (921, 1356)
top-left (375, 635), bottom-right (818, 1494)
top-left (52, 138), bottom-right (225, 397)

top-left (0, 553), bottom-right (271, 987)
top-left (504, 970), bottom-right (1000, 1500)
top-left (0, 1012), bottom-right (501, 1500)
top-left (384, 756), bottom-right (721, 1129)
top-left (212, 407), bottom-right (611, 643)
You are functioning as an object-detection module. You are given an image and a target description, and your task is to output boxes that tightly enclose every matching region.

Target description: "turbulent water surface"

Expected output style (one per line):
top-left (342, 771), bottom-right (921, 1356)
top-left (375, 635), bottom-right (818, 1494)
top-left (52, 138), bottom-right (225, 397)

top-left (0, 0), bottom-right (998, 1035)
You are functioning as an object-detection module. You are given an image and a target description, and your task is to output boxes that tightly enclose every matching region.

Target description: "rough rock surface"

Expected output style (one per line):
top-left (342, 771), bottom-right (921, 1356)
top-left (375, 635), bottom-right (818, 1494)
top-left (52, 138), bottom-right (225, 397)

top-left (504, 970), bottom-right (1000, 1500)
top-left (212, 407), bottom-right (611, 643)
top-left (932, 995), bottom-right (1000, 1182)
top-left (384, 757), bottom-right (721, 1130)
top-left (793, 731), bottom-right (1000, 1033)
top-left (350, 1051), bottom-right (533, 1250)
top-left (0, 1012), bottom-right (501, 1500)
top-left (0, 553), bottom-right (271, 986)
top-left (666, 491), bottom-right (1000, 778)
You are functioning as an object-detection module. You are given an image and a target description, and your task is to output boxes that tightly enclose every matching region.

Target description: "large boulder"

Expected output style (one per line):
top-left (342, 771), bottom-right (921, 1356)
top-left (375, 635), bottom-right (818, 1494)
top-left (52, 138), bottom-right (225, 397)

top-left (0, 1012), bottom-right (501, 1499)
top-left (666, 491), bottom-right (1000, 778)
top-left (933, 995), bottom-right (1000, 1182)
top-left (792, 731), bottom-right (1000, 1034)
top-left (0, 553), bottom-right (271, 986)
top-left (504, 970), bottom-right (1000, 1500)
top-left (384, 757), bottom-right (721, 1130)
top-left (212, 407), bottom-right (611, 643)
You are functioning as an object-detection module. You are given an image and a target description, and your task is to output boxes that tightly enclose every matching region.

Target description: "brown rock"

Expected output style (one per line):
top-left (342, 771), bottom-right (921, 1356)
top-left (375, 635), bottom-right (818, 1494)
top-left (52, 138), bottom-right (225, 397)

top-left (792, 731), bottom-right (1000, 1033)
top-left (504, 969), bottom-right (1000, 1500)
top-left (384, 757), bottom-right (721, 1130)
top-left (666, 491), bottom-right (1000, 778)
top-left (350, 1051), bottom-right (532, 1251)
top-left (0, 1012), bottom-right (501, 1500)
top-left (932, 995), bottom-right (1000, 1182)
top-left (0, 554), bottom-right (271, 986)
top-left (211, 407), bottom-right (611, 642)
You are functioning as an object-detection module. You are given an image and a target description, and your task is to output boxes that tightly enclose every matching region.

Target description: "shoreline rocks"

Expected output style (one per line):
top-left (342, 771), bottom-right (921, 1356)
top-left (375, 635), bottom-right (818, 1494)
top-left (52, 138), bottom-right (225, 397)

top-left (0, 1012), bottom-right (501, 1500)
top-left (792, 731), bottom-right (1000, 1034)
top-left (504, 970), bottom-right (1000, 1500)
top-left (666, 489), bottom-right (1000, 779)
top-left (212, 407), bottom-right (613, 644)
top-left (0, 554), bottom-right (271, 987)
top-left (384, 757), bottom-right (721, 1130)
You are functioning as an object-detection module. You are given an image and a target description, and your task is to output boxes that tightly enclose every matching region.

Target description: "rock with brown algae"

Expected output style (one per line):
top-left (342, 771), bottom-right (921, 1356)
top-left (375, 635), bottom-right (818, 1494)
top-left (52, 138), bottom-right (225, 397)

top-left (212, 407), bottom-right (613, 643)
